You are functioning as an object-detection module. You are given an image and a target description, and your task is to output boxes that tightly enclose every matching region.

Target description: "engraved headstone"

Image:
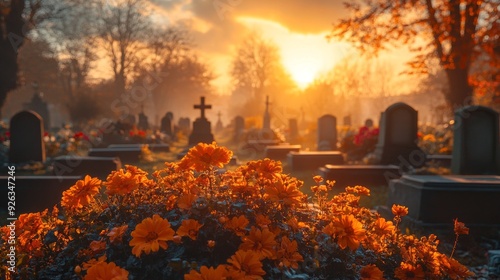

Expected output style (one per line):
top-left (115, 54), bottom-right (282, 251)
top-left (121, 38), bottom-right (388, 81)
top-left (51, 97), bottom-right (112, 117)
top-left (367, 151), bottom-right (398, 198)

top-left (9, 111), bottom-right (46, 163)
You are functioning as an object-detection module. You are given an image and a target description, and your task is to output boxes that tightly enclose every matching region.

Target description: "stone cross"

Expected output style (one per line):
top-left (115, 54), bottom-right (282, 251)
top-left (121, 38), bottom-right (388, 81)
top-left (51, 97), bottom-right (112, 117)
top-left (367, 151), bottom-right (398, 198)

top-left (194, 96), bottom-right (212, 119)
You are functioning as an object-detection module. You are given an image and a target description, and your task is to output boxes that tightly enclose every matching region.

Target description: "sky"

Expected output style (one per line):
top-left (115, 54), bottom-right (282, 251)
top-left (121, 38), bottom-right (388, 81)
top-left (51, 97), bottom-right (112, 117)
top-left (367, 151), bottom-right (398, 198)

top-left (147, 0), bottom-right (357, 92)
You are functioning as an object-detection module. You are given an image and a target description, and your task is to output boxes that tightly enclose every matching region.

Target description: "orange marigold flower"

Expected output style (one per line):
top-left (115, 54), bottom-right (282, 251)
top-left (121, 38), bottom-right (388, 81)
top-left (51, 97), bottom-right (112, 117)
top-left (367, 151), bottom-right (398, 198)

top-left (345, 185), bottom-right (371, 196)
top-left (82, 255), bottom-right (107, 270)
top-left (394, 262), bottom-right (425, 280)
top-left (107, 225), bottom-right (128, 244)
top-left (324, 214), bottom-right (366, 251)
top-left (180, 142), bottom-right (233, 172)
top-left (255, 214), bottom-right (271, 228)
top-left (89, 240), bottom-right (106, 253)
top-left (392, 204), bottom-right (409, 217)
top-left (239, 227), bottom-right (277, 259)
top-left (104, 165), bottom-right (150, 195)
top-left (247, 158), bottom-right (283, 179)
top-left (178, 193), bottom-right (198, 210)
top-left (129, 214), bottom-right (175, 257)
top-left (313, 175), bottom-right (323, 183)
top-left (360, 264), bottom-right (384, 280)
top-left (227, 250), bottom-right (266, 279)
top-left (176, 219), bottom-right (203, 240)
top-left (207, 240), bottom-right (215, 248)
top-left (84, 261), bottom-right (129, 280)
top-left (438, 255), bottom-right (474, 279)
top-left (264, 177), bottom-right (304, 206)
top-left (453, 219), bottom-right (469, 235)
top-left (184, 265), bottom-right (228, 280)
top-left (61, 175), bottom-right (102, 212)
top-left (276, 236), bottom-right (303, 269)
top-left (372, 217), bottom-right (395, 236)
top-left (225, 215), bottom-right (249, 237)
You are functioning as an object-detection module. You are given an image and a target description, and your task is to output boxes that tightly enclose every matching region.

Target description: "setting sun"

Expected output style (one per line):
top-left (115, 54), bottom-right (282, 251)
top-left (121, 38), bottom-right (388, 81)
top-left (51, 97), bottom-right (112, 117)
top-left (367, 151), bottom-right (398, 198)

top-left (236, 17), bottom-right (349, 89)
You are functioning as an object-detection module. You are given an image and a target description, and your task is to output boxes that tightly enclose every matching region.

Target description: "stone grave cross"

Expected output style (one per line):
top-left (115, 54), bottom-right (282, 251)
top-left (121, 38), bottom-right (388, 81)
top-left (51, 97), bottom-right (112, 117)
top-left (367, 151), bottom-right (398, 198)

top-left (194, 96), bottom-right (212, 119)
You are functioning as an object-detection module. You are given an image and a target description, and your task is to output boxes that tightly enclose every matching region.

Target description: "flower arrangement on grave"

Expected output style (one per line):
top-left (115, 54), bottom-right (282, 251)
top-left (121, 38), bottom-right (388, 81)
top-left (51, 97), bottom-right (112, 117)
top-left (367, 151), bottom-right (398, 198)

top-left (129, 128), bottom-right (147, 143)
top-left (0, 142), bottom-right (473, 279)
top-left (341, 125), bottom-right (379, 162)
top-left (418, 124), bottom-right (453, 155)
top-left (43, 130), bottom-right (92, 157)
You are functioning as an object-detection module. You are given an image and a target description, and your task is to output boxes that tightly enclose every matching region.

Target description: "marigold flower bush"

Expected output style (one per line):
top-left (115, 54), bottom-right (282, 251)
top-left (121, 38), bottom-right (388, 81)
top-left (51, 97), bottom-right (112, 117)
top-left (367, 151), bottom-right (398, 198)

top-left (0, 142), bottom-right (473, 279)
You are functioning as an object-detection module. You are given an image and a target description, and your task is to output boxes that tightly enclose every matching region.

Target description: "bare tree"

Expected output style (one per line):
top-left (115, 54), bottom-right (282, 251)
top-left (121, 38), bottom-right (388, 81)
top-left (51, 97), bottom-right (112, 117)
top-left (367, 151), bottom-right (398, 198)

top-left (96, 0), bottom-right (152, 97)
top-left (231, 32), bottom-right (285, 105)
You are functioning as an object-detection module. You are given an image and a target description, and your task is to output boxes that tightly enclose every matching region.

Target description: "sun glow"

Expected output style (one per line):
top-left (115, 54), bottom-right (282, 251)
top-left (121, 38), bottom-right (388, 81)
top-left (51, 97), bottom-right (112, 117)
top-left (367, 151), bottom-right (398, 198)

top-left (236, 17), bottom-right (350, 89)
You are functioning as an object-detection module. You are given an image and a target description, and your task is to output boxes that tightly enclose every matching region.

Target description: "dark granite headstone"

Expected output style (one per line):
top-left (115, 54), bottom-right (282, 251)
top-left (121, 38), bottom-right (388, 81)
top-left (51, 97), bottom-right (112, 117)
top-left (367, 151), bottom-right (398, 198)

top-left (382, 175), bottom-right (500, 227)
top-left (233, 116), bottom-right (245, 142)
top-left (52, 156), bottom-right (121, 179)
top-left (160, 112), bottom-right (173, 136)
top-left (0, 176), bottom-right (82, 214)
top-left (319, 164), bottom-right (400, 188)
top-left (23, 82), bottom-right (51, 130)
top-left (264, 144), bottom-right (301, 160)
top-left (9, 111), bottom-right (46, 163)
top-left (374, 103), bottom-right (424, 167)
top-left (188, 96), bottom-right (214, 145)
top-left (317, 114), bottom-right (337, 151)
top-left (108, 143), bottom-right (170, 152)
top-left (451, 106), bottom-right (500, 175)
top-left (138, 112), bottom-right (149, 130)
top-left (287, 151), bottom-right (344, 171)
top-left (88, 147), bottom-right (142, 163)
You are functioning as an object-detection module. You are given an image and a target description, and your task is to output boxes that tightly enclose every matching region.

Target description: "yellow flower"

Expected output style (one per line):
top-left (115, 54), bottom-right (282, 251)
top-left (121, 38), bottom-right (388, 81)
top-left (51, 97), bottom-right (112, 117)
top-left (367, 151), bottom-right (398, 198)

top-left (180, 142), bottom-right (233, 172)
top-left (129, 214), bottom-right (174, 257)
top-left (394, 262), bottom-right (425, 280)
top-left (84, 261), bottom-right (128, 280)
top-left (61, 175), bottom-right (102, 212)
top-left (176, 219), bottom-right (203, 240)
top-left (184, 265), bottom-right (228, 280)
top-left (239, 227), bottom-right (277, 259)
top-left (276, 236), bottom-right (303, 269)
top-left (360, 264), bottom-right (384, 280)
top-left (227, 250), bottom-right (266, 279)
top-left (323, 215), bottom-right (366, 251)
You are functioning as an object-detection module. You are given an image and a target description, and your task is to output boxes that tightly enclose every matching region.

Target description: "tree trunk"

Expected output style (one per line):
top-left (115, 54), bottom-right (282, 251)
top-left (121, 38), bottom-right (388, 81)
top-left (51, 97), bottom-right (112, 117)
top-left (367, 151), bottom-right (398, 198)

top-left (0, 0), bottom-right (26, 119)
top-left (444, 68), bottom-right (473, 111)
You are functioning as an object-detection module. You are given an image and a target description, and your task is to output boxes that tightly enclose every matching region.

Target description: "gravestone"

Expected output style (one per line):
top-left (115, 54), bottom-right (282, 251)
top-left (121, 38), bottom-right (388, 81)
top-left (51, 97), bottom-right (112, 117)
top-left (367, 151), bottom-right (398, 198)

top-left (343, 116), bottom-right (352, 127)
top-left (0, 176), bottom-right (82, 214)
top-left (288, 118), bottom-right (299, 141)
top-left (265, 144), bottom-right (301, 160)
top-left (138, 106), bottom-right (149, 130)
top-left (178, 117), bottom-right (191, 134)
top-left (319, 164), bottom-right (400, 188)
top-left (23, 82), bottom-right (51, 130)
top-left (215, 112), bottom-right (224, 132)
top-left (9, 111), bottom-right (46, 163)
top-left (233, 116), bottom-right (245, 142)
top-left (374, 103), bottom-right (424, 167)
top-left (317, 114), bottom-right (337, 151)
top-left (263, 95), bottom-right (271, 130)
top-left (382, 175), bottom-right (500, 227)
top-left (160, 112), bottom-right (173, 137)
top-left (451, 106), bottom-right (500, 175)
top-left (188, 96), bottom-right (214, 146)
top-left (288, 151), bottom-right (345, 171)
top-left (52, 156), bottom-right (121, 179)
